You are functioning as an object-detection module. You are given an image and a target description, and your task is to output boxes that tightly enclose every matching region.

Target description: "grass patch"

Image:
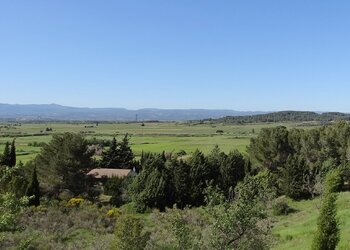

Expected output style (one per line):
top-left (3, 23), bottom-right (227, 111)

top-left (272, 191), bottom-right (350, 250)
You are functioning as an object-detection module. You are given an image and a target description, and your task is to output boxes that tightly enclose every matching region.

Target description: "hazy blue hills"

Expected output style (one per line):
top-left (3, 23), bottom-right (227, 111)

top-left (0, 103), bottom-right (265, 121)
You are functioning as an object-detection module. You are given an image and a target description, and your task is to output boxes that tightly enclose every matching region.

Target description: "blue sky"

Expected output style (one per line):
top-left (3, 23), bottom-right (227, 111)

top-left (0, 1), bottom-right (349, 111)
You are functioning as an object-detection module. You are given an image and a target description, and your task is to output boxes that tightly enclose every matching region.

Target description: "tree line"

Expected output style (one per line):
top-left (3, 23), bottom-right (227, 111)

top-left (248, 121), bottom-right (350, 200)
top-left (207, 111), bottom-right (350, 124)
top-left (129, 146), bottom-right (247, 211)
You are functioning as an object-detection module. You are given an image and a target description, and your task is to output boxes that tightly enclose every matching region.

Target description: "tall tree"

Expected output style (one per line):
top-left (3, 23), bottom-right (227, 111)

top-left (278, 155), bottom-right (307, 199)
top-left (189, 150), bottom-right (214, 206)
top-left (172, 159), bottom-right (191, 208)
top-left (35, 133), bottom-right (94, 195)
top-left (100, 137), bottom-right (119, 168)
top-left (9, 139), bottom-right (16, 167)
top-left (312, 170), bottom-right (340, 250)
top-left (1, 142), bottom-right (11, 167)
top-left (117, 134), bottom-right (134, 169)
top-left (26, 167), bottom-right (40, 206)
top-left (248, 126), bottom-right (292, 171)
top-left (219, 150), bottom-right (246, 195)
top-left (129, 154), bottom-right (171, 212)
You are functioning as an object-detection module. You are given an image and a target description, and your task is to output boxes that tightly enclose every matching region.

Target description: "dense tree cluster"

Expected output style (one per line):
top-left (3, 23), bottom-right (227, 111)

top-left (129, 147), bottom-right (247, 212)
top-left (248, 121), bottom-right (350, 199)
top-left (0, 140), bottom-right (16, 167)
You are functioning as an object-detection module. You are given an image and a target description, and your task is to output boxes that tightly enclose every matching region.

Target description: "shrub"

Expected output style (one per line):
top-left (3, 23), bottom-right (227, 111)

top-left (112, 214), bottom-right (150, 250)
top-left (272, 197), bottom-right (293, 216)
top-left (0, 202), bottom-right (116, 249)
top-left (66, 198), bottom-right (85, 207)
top-left (176, 150), bottom-right (187, 157)
top-left (107, 208), bottom-right (122, 219)
top-left (0, 193), bottom-right (28, 232)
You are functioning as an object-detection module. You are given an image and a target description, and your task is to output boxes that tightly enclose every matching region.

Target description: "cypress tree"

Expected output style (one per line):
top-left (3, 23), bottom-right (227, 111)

top-left (219, 150), bottom-right (246, 195)
top-left (1, 142), bottom-right (11, 166)
top-left (117, 134), bottom-right (134, 169)
top-left (100, 137), bottom-right (119, 168)
top-left (10, 139), bottom-right (16, 167)
top-left (312, 170), bottom-right (340, 250)
top-left (26, 167), bottom-right (40, 206)
top-left (173, 159), bottom-right (191, 208)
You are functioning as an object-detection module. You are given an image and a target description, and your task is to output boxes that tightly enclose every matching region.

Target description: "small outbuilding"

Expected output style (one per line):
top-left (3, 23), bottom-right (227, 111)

top-left (87, 168), bottom-right (134, 179)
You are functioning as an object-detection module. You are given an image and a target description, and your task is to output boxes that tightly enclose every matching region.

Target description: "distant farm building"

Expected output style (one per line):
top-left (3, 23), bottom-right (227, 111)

top-left (87, 168), bottom-right (134, 179)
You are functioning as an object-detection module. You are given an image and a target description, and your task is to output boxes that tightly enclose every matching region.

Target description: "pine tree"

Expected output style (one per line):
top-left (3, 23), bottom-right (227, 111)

top-left (9, 140), bottom-right (16, 167)
top-left (26, 167), bottom-right (40, 206)
top-left (1, 142), bottom-right (11, 167)
top-left (278, 155), bottom-right (307, 199)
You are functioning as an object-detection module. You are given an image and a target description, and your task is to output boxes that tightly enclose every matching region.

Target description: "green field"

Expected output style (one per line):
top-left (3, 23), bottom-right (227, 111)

top-left (272, 191), bottom-right (350, 250)
top-left (0, 121), bottom-right (320, 163)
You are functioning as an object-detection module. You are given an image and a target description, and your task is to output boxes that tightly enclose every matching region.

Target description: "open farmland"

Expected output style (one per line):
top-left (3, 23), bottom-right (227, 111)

top-left (0, 121), bottom-right (320, 163)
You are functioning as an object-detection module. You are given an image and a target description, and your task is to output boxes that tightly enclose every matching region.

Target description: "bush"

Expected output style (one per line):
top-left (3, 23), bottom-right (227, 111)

top-left (176, 150), bottom-right (187, 157)
top-left (106, 208), bottom-right (122, 219)
top-left (0, 193), bottom-right (28, 232)
top-left (112, 214), bottom-right (150, 250)
top-left (1, 202), bottom-right (115, 249)
top-left (66, 198), bottom-right (85, 207)
top-left (272, 197), bottom-right (293, 216)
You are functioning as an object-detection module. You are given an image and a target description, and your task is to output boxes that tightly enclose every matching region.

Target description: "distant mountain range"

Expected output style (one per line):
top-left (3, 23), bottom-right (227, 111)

top-left (0, 103), bottom-right (265, 121)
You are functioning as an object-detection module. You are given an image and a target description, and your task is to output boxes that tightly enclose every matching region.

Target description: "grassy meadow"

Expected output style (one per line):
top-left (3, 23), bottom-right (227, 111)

top-left (272, 191), bottom-right (350, 250)
top-left (0, 121), bottom-right (319, 163)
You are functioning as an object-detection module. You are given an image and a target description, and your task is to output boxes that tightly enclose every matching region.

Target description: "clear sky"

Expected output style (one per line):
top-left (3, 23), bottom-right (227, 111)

top-left (0, 1), bottom-right (349, 111)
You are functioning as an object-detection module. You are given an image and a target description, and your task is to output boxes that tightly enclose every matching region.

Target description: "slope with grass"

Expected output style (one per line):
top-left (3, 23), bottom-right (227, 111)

top-left (272, 192), bottom-right (350, 250)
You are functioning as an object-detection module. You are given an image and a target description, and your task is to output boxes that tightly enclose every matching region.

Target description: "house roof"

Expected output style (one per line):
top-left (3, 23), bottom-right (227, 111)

top-left (87, 168), bottom-right (132, 179)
